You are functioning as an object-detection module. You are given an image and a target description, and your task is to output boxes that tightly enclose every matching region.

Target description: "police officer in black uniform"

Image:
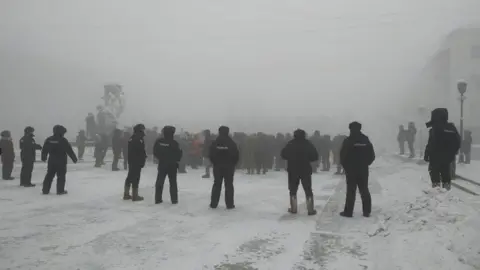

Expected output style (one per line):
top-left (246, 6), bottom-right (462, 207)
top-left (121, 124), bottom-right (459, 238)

top-left (41, 125), bottom-right (78, 195)
top-left (19, 126), bottom-right (42, 187)
top-left (424, 108), bottom-right (461, 190)
top-left (123, 124), bottom-right (147, 201)
top-left (339, 122), bottom-right (375, 218)
top-left (209, 126), bottom-right (239, 209)
top-left (154, 126), bottom-right (182, 204)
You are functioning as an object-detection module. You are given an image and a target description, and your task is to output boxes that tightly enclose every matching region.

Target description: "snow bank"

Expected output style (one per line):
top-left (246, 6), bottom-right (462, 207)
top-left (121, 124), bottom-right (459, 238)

top-left (322, 159), bottom-right (480, 270)
top-left (368, 164), bottom-right (480, 270)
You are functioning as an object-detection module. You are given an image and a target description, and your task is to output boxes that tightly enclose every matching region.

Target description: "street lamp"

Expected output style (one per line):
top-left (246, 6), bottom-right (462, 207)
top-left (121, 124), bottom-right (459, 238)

top-left (457, 81), bottom-right (467, 163)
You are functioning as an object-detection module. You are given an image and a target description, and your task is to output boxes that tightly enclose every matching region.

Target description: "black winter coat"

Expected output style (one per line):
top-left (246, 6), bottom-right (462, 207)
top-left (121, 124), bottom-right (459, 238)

top-left (340, 132), bottom-right (375, 174)
top-left (424, 123), bottom-right (460, 164)
top-left (209, 135), bottom-right (239, 168)
top-left (0, 138), bottom-right (14, 162)
top-left (153, 137), bottom-right (183, 169)
top-left (281, 138), bottom-right (318, 174)
top-left (20, 135), bottom-right (42, 162)
top-left (128, 133), bottom-right (147, 167)
top-left (41, 135), bottom-right (77, 165)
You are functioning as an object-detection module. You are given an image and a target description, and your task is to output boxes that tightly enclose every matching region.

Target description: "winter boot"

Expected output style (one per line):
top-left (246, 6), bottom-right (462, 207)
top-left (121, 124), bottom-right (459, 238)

top-left (339, 212), bottom-right (353, 218)
top-left (131, 188), bottom-right (144, 202)
top-left (123, 185), bottom-right (132, 200)
top-left (202, 174), bottom-right (210, 179)
top-left (432, 182), bottom-right (441, 188)
top-left (288, 195), bottom-right (298, 214)
top-left (442, 182), bottom-right (451, 191)
top-left (23, 183), bottom-right (36, 187)
top-left (57, 190), bottom-right (68, 195)
top-left (306, 197), bottom-right (317, 216)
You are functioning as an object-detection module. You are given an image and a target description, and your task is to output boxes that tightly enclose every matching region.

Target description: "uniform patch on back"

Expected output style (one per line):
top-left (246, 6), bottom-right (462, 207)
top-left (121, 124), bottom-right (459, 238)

top-left (160, 143), bottom-right (170, 147)
top-left (217, 146), bottom-right (229, 150)
top-left (353, 143), bottom-right (366, 147)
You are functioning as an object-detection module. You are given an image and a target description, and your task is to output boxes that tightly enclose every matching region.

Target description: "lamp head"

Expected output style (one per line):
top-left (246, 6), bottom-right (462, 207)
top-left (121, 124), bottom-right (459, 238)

top-left (457, 81), bottom-right (467, 95)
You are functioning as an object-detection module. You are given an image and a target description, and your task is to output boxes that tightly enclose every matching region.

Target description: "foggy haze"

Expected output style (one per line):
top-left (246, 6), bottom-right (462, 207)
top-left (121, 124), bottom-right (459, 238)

top-left (1, 0), bottom-right (480, 145)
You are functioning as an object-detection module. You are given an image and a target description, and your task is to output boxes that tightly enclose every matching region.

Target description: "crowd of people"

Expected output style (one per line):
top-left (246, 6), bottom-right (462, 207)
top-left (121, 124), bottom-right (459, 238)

top-left (83, 129), bottom-right (350, 175)
top-left (0, 107), bottom-right (466, 218)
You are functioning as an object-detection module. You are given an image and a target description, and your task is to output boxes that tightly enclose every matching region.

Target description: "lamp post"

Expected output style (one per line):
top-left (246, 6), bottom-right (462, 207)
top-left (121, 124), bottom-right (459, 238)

top-left (457, 81), bottom-right (467, 163)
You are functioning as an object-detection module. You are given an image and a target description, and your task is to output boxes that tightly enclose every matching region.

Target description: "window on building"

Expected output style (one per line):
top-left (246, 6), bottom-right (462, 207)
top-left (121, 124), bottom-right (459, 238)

top-left (472, 45), bottom-right (480, 58)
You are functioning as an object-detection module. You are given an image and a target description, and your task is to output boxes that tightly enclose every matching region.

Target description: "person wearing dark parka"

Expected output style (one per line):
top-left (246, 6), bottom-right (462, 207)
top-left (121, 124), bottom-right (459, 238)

top-left (209, 126), bottom-right (239, 209)
top-left (339, 122), bottom-right (375, 218)
top-left (281, 129), bottom-right (319, 215)
top-left (424, 108), bottom-right (461, 190)
top-left (123, 124), bottom-right (147, 201)
top-left (154, 126), bottom-right (182, 204)
top-left (20, 126), bottom-right (42, 187)
top-left (41, 125), bottom-right (78, 195)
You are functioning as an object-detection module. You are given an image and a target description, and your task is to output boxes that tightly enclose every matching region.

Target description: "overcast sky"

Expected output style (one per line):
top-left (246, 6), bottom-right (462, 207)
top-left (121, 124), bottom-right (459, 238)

top-left (1, 0), bottom-right (480, 143)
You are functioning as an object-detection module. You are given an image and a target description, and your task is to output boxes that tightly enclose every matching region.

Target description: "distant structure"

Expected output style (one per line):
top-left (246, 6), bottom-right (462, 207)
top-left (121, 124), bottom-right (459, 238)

top-left (406, 27), bottom-right (480, 140)
top-left (85, 84), bottom-right (125, 138)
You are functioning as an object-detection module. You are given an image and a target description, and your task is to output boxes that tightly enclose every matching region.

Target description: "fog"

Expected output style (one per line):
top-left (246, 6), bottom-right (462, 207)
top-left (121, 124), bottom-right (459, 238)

top-left (1, 0), bottom-right (480, 145)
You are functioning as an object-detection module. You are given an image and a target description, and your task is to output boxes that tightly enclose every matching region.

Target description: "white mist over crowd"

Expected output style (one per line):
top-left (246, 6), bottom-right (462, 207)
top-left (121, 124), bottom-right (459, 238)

top-left (1, 0), bottom-right (480, 148)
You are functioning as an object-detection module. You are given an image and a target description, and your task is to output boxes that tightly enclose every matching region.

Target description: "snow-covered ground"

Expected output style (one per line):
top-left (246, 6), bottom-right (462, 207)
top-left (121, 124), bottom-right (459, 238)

top-left (456, 161), bottom-right (480, 182)
top-left (1, 156), bottom-right (479, 269)
top-left (313, 157), bottom-right (480, 270)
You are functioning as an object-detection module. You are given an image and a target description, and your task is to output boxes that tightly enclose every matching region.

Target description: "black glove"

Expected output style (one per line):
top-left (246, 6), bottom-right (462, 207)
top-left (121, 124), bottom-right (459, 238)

top-left (424, 155), bottom-right (429, 162)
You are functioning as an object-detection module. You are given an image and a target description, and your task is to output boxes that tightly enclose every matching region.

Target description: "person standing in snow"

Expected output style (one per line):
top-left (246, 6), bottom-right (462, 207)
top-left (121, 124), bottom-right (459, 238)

top-left (209, 126), bottom-right (239, 209)
top-left (76, 130), bottom-right (87, 161)
top-left (309, 131), bottom-right (322, 173)
top-left (153, 126), bottom-right (182, 204)
top-left (339, 122), bottom-right (375, 218)
top-left (0, 130), bottom-right (15, 180)
top-left (111, 129), bottom-right (123, 171)
top-left (406, 122), bottom-right (417, 158)
top-left (321, 135), bottom-right (332, 171)
top-left (94, 133), bottom-right (105, 168)
top-left (202, 129), bottom-right (212, 178)
top-left (19, 126), bottom-right (42, 187)
top-left (85, 113), bottom-right (96, 139)
top-left (332, 134), bottom-right (347, 175)
top-left (281, 129), bottom-right (319, 215)
top-left (397, 125), bottom-right (407, 155)
top-left (41, 125), bottom-right (78, 195)
top-left (123, 124), bottom-right (147, 201)
top-left (424, 108), bottom-right (461, 190)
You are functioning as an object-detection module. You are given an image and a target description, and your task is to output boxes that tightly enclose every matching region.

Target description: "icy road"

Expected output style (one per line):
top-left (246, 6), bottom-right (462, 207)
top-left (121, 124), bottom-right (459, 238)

top-left (0, 156), bottom-right (479, 270)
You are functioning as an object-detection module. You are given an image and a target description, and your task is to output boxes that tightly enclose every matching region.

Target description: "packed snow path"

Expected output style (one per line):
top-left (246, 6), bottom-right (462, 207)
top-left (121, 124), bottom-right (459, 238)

top-left (1, 157), bottom-right (479, 269)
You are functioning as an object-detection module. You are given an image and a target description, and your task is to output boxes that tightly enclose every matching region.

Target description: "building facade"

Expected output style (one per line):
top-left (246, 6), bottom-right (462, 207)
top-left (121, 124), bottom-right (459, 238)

top-left (445, 27), bottom-right (480, 133)
top-left (409, 27), bottom-right (480, 142)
